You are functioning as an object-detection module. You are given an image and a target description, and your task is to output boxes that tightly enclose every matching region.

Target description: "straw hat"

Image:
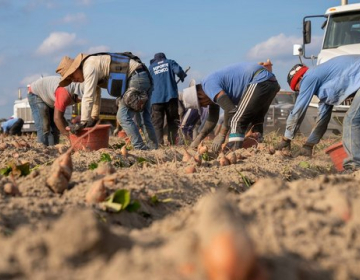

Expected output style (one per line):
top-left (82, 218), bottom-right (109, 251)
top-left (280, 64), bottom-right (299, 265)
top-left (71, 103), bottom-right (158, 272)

top-left (56, 53), bottom-right (89, 87)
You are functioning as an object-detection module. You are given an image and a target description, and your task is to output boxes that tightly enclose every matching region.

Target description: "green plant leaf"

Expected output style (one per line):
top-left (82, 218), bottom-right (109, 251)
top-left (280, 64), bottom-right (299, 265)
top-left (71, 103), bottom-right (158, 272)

top-left (111, 189), bottom-right (131, 210)
top-left (16, 162), bottom-right (30, 176)
top-left (299, 161), bottom-right (311, 169)
top-left (102, 201), bottom-right (122, 212)
top-left (100, 153), bottom-right (112, 162)
top-left (150, 195), bottom-right (159, 204)
top-left (126, 200), bottom-right (141, 212)
top-left (201, 152), bottom-right (210, 161)
top-left (88, 162), bottom-right (98, 170)
top-left (136, 157), bottom-right (148, 164)
top-left (0, 166), bottom-right (12, 176)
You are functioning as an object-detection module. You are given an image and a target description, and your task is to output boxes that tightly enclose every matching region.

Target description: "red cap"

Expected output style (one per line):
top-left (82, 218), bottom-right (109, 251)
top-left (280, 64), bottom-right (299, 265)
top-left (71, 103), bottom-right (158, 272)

top-left (289, 66), bottom-right (308, 91)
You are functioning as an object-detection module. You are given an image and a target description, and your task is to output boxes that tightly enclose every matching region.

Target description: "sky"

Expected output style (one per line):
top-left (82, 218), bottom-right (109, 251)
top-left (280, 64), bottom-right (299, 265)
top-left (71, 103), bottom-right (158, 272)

top-left (0, 0), bottom-right (358, 118)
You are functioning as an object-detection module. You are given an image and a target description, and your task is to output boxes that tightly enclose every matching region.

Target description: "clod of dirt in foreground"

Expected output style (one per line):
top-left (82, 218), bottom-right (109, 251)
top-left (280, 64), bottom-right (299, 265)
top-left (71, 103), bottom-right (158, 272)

top-left (86, 179), bottom-right (107, 204)
top-left (46, 152), bottom-right (73, 194)
top-left (195, 193), bottom-right (257, 280)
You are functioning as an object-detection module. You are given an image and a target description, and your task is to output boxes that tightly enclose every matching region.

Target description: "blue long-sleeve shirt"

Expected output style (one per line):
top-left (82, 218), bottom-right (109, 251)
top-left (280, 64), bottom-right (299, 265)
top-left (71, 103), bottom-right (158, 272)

top-left (149, 54), bottom-right (187, 104)
top-left (201, 62), bottom-right (276, 104)
top-left (1, 118), bottom-right (19, 133)
top-left (285, 55), bottom-right (360, 144)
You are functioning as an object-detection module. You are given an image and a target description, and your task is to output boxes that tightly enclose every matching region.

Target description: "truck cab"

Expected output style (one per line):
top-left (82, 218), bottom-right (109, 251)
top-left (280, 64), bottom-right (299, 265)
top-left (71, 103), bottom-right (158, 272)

top-left (292, 2), bottom-right (360, 136)
top-left (300, 3), bottom-right (360, 63)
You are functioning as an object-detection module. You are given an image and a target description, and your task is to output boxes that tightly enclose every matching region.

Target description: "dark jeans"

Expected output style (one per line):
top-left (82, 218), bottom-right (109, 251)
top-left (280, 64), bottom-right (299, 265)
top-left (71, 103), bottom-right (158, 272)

top-left (30, 94), bottom-right (59, 146)
top-left (9, 119), bottom-right (24, 136)
top-left (152, 98), bottom-right (180, 145)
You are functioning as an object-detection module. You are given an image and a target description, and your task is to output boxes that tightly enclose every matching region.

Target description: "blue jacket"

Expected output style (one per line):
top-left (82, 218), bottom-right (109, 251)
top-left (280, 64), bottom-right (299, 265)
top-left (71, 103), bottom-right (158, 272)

top-left (284, 55), bottom-right (360, 143)
top-left (149, 53), bottom-right (187, 104)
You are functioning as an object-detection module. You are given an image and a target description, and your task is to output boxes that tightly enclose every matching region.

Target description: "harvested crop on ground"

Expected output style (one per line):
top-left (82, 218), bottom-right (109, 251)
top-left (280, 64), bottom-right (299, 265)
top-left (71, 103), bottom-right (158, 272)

top-left (0, 132), bottom-right (359, 280)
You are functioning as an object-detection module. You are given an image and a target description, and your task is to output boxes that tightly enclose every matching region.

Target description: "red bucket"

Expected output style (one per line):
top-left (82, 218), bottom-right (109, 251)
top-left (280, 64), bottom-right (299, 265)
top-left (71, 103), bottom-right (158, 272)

top-left (67, 124), bottom-right (111, 151)
top-left (325, 142), bottom-right (348, 172)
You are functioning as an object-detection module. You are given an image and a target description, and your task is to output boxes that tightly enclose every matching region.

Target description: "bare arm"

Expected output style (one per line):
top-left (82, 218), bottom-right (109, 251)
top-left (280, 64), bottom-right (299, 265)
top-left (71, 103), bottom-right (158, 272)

top-left (54, 108), bottom-right (69, 136)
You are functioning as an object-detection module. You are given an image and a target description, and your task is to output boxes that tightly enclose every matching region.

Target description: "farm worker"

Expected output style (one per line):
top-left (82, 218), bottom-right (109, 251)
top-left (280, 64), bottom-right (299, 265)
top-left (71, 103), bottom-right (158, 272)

top-left (28, 76), bottom-right (83, 145)
top-left (0, 117), bottom-right (24, 136)
top-left (179, 60), bottom-right (280, 152)
top-left (277, 55), bottom-right (360, 170)
top-left (148, 52), bottom-right (187, 145)
top-left (56, 52), bottom-right (158, 150)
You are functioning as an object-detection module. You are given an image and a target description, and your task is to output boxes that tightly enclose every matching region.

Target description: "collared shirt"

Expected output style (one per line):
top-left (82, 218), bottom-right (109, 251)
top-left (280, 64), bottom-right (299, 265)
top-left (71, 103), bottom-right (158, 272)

top-left (284, 55), bottom-right (360, 142)
top-left (80, 55), bottom-right (140, 122)
top-left (201, 62), bottom-right (276, 104)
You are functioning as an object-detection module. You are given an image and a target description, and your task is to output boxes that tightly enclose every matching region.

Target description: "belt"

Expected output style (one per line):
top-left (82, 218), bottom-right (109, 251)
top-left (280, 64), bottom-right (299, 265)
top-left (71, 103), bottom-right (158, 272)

top-left (132, 67), bottom-right (146, 76)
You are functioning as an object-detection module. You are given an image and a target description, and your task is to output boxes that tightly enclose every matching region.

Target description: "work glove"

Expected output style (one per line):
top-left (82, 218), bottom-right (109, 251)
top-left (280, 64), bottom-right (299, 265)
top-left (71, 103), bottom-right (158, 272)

top-left (212, 127), bottom-right (229, 153)
top-left (69, 122), bottom-right (86, 135)
top-left (190, 133), bottom-right (206, 150)
top-left (275, 137), bottom-right (291, 151)
top-left (86, 118), bottom-right (98, 128)
top-left (294, 143), bottom-right (314, 157)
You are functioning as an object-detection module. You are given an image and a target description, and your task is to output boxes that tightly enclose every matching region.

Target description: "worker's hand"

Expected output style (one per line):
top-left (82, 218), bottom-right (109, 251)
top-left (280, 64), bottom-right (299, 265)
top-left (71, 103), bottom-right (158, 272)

top-left (294, 143), bottom-right (313, 157)
top-left (190, 133), bottom-right (206, 150)
top-left (86, 118), bottom-right (98, 128)
top-left (211, 127), bottom-right (229, 153)
top-left (69, 122), bottom-right (86, 135)
top-left (258, 59), bottom-right (273, 72)
top-left (275, 137), bottom-right (291, 151)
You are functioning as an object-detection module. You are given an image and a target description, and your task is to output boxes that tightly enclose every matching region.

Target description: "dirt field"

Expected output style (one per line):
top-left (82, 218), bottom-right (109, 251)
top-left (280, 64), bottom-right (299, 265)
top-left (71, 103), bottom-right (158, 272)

top-left (0, 132), bottom-right (359, 280)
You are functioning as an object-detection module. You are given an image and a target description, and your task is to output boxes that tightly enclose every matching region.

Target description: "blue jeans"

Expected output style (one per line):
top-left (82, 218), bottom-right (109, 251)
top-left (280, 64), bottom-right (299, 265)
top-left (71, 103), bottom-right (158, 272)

top-left (117, 72), bottom-right (158, 150)
top-left (28, 93), bottom-right (44, 143)
top-left (343, 89), bottom-right (360, 170)
top-left (29, 93), bottom-right (59, 146)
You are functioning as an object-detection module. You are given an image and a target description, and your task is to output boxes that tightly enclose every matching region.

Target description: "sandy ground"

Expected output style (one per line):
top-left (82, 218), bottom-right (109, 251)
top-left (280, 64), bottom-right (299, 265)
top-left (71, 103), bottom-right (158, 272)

top-left (0, 132), bottom-right (359, 280)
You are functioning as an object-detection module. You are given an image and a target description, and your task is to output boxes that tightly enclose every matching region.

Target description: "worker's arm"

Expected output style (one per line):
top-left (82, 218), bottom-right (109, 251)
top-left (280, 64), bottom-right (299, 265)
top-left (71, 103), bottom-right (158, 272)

top-left (54, 108), bottom-right (69, 136)
top-left (189, 104), bottom-right (220, 149)
top-left (306, 103), bottom-right (333, 145)
top-left (283, 88), bottom-right (314, 140)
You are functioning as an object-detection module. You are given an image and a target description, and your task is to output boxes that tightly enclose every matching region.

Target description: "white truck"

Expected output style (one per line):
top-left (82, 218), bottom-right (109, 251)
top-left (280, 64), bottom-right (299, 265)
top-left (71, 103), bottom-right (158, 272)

top-left (294, 1), bottom-right (360, 136)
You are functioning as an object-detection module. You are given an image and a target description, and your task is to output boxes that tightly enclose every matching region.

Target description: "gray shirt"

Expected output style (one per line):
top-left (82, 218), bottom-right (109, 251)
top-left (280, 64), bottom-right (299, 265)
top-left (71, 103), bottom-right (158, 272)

top-left (30, 76), bottom-right (83, 108)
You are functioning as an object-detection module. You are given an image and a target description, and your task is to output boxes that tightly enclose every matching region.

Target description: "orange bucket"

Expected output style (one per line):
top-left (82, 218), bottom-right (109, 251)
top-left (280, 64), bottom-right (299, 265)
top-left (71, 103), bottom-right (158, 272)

top-left (67, 124), bottom-right (111, 151)
top-left (325, 142), bottom-right (348, 172)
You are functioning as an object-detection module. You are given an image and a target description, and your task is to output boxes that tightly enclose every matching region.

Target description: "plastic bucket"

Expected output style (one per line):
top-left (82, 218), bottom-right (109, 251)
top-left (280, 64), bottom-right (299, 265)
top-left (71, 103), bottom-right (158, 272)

top-left (325, 142), bottom-right (348, 172)
top-left (67, 124), bottom-right (111, 151)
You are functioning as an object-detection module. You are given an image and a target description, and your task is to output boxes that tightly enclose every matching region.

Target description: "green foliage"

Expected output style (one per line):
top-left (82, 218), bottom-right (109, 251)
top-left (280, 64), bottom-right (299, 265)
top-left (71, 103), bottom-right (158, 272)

top-left (298, 161), bottom-right (311, 169)
top-left (201, 152), bottom-right (210, 161)
top-left (88, 153), bottom-right (112, 170)
top-left (0, 162), bottom-right (30, 177)
top-left (100, 153), bottom-right (111, 162)
top-left (237, 171), bottom-right (253, 189)
top-left (102, 189), bottom-right (141, 212)
top-left (88, 162), bottom-right (98, 170)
